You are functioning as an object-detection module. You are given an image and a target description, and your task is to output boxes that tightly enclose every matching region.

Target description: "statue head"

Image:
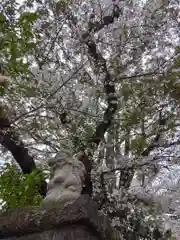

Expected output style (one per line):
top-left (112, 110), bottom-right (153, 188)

top-left (42, 149), bottom-right (86, 208)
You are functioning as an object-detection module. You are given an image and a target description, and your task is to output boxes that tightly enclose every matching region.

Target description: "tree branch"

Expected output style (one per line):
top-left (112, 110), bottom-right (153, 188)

top-left (118, 112), bottom-right (166, 191)
top-left (78, 7), bottom-right (119, 197)
top-left (85, 39), bottom-right (117, 146)
top-left (81, 4), bottom-right (121, 38)
top-left (0, 116), bottom-right (47, 197)
top-left (141, 111), bottom-right (166, 156)
top-left (64, 6), bottom-right (120, 196)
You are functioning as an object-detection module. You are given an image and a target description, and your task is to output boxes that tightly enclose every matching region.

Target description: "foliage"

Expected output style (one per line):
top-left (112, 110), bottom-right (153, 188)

top-left (0, 4), bottom-right (40, 76)
top-left (0, 163), bottom-right (44, 211)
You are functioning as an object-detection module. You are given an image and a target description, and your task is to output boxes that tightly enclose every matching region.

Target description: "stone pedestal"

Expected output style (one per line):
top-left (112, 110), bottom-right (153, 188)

top-left (0, 195), bottom-right (121, 240)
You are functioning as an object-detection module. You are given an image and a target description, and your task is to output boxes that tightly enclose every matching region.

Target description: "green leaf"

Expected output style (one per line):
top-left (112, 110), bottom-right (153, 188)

top-left (121, 110), bottom-right (141, 128)
top-left (0, 13), bottom-right (6, 23)
top-left (0, 163), bottom-right (44, 210)
top-left (19, 12), bottom-right (39, 24)
top-left (0, 86), bottom-right (5, 96)
top-left (130, 136), bottom-right (147, 155)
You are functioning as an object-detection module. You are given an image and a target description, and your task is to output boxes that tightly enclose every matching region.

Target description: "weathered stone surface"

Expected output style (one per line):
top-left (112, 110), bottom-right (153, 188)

top-left (1, 226), bottom-right (100, 240)
top-left (0, 195), bottom-right (121, 240)
top-left (42, 150), bottom-right (86, 208)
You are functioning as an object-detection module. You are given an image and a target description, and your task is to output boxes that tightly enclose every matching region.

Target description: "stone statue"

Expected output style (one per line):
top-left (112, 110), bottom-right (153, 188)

top-left (42, 149), bottom-right (86, 208)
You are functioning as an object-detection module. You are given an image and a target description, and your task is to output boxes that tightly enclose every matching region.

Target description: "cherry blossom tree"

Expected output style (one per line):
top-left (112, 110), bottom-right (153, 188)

top-left (0, 0), bottom-right (179, 238)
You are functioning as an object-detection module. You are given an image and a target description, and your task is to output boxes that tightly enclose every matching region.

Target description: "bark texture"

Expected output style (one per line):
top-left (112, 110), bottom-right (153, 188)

top-left (0, 195), bottom-right (121, 240)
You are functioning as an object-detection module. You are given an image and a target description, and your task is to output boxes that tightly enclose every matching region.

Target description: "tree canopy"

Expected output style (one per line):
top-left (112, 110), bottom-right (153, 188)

top-left (0, 0), bottom-right (179, 239)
